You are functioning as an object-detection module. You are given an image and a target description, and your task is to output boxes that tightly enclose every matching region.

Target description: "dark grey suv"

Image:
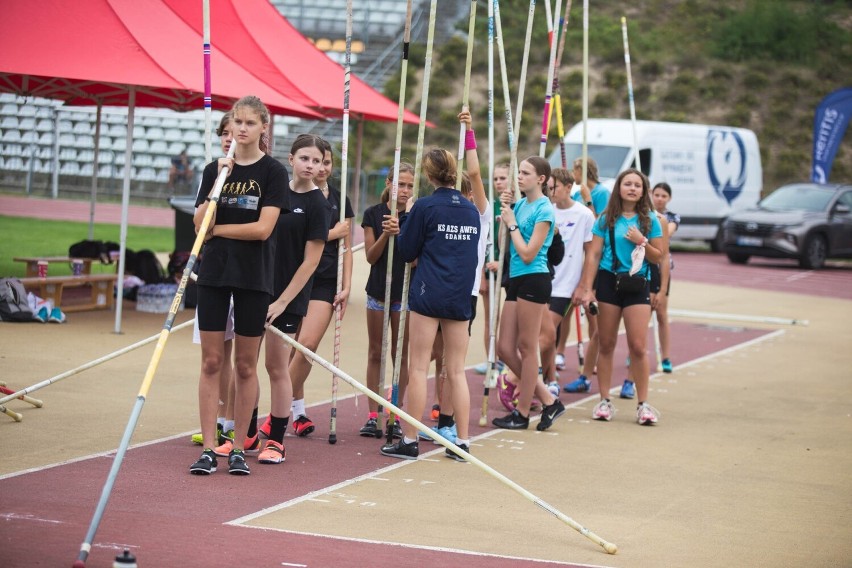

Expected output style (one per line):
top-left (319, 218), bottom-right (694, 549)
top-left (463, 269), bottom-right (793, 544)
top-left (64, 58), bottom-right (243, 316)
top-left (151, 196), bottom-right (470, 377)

top-left (721, 182), bottom-right (852, 269)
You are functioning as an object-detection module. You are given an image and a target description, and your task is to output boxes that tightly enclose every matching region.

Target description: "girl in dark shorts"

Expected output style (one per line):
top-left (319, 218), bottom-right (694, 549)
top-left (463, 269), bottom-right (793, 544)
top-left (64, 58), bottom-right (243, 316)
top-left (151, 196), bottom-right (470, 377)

top-left (651, 182), bottom-right (680, 373)
top-left (359, 164), bottom-right (414, 437)
top-left (493, 156), bottom-right (566, 432)
top-left (572, 168), bottom-right (665, 426)
top-left (287, 143), bottom-right (355, 437)
top-left (380, 146), bottom-right (480, 461)
top-left (190, 96), bottom-right (288, 476)
top-left (258, 134), bottom-right (330, 464)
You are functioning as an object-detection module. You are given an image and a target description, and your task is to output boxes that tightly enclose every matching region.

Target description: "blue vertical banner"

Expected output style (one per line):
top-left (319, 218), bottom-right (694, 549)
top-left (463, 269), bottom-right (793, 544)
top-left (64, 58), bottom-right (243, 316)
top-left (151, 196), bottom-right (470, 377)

top-left (812, 87), bottom-right (852, 183)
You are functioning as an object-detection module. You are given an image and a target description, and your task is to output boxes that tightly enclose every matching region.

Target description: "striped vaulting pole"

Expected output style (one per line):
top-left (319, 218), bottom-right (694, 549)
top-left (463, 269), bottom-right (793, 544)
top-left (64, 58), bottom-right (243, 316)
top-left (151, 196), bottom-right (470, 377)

top-left (378, 0), bottom-right (414, 437)
top-left (455, 1), bottom-right (477, 191)
top-left (203, 0), bottom-right (212, 164)
top-left (387, 0), bottom-right (438, 445)
top-left (329, 0), bottom-right (355, 445)
top-left (539, 0), bottom-right (561, 157)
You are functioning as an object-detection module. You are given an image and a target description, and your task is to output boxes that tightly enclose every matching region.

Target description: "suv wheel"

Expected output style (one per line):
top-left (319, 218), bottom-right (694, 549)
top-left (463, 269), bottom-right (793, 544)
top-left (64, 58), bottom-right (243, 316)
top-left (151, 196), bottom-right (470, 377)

top-left (726, 252), bottom-right (750, 264)
top-left (799, 234), bottom-right (827, 269)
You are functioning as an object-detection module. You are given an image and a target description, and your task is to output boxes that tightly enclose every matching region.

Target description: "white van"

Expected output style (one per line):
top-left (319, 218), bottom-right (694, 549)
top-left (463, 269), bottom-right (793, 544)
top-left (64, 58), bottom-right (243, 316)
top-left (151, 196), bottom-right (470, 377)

top-left (550, 119), bottom-right (763, 248)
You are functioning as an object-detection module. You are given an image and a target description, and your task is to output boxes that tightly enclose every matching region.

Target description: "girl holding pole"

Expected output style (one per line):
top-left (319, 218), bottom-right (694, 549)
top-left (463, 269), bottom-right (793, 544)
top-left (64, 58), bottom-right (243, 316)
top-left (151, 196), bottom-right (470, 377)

top-left (359, 166), bottom-right (414, 438)
top-left (190, 95), bottom-right (287, 476)
top-left (381, 145), bottom-right (480, 460)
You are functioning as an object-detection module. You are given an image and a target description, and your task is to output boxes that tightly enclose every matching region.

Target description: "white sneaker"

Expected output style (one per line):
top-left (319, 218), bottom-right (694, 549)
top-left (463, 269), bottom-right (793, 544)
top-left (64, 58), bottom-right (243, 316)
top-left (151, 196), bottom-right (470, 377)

top-left (592, 399), bottom-right (615, 421)
top-left (636, 402), bottom-right (660, 425)
top-left (546, 381), bottom-right (561, 398)
top-left (555, 353), bottom-right (566, 370)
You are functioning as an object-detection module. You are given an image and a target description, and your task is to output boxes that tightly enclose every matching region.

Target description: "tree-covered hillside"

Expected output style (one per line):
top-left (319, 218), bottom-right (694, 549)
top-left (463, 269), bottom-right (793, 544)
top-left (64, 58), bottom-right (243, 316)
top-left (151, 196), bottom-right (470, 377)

top-left (361, 0), bottom-right (852, 194)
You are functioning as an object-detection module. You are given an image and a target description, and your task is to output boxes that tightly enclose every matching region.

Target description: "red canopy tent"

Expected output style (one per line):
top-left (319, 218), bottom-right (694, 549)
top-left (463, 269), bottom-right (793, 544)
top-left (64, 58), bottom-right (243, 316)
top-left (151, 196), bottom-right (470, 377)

top-left (0, 0), bottom-right (323, 333)
top-left (0, 0), bottom-right (320, 117)
top-left (163, 0), bottom-right (422, 124)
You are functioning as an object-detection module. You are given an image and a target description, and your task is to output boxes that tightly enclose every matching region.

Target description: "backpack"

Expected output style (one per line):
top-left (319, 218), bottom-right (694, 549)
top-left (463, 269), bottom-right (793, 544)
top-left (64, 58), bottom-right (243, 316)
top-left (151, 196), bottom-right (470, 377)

top-left (133, 250), bottom-right (167, 285)
top-left (167, 250), bottom-right (191, 281)
top-left (0, 278), bottom-right (36, 322)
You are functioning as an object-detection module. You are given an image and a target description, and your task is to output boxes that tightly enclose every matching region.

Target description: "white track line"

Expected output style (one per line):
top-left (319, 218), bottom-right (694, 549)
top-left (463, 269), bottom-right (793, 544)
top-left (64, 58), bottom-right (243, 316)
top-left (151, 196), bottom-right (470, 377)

top-left (243, 527), bottom-right (615, 568)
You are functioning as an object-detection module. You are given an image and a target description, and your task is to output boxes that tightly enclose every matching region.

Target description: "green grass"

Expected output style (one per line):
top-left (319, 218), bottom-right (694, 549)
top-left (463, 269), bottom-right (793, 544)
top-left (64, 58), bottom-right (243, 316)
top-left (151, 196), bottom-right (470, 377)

top-left (0, 216), bottom-right (174, 278)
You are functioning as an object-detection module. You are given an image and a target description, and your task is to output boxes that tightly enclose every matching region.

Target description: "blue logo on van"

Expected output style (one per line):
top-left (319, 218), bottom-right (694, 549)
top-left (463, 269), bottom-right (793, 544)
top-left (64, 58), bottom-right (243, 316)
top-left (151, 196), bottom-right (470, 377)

top-left (707, 130), bottom-right (747, 205)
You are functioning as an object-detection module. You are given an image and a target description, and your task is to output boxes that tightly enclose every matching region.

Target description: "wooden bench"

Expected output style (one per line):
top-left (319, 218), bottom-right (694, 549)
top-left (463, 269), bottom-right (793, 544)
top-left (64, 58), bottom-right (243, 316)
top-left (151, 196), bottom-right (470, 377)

top-left (13, 256), bottom-right (99, 278)
top-left (19, 274), bottom-right (118, 313)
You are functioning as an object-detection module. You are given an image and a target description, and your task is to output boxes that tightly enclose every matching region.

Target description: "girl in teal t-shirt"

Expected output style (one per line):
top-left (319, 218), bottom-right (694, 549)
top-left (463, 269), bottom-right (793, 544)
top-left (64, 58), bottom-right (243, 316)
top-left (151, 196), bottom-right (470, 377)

top-left (493, 156), bottom-right (564, 432)
top-left (572, 168), bottom-right (666, 427)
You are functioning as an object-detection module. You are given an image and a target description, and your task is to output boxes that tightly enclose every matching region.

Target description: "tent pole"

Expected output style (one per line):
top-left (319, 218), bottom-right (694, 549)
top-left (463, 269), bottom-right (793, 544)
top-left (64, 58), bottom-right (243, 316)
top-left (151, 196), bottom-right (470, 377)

top-left (88, 103), bottom-right (102, 240)
top-left (114, 87), bottom-right (135, 335)
top-left (203, 0), bottom-right (213, 164)
top-left (52, 108), bottom-right (59, 199)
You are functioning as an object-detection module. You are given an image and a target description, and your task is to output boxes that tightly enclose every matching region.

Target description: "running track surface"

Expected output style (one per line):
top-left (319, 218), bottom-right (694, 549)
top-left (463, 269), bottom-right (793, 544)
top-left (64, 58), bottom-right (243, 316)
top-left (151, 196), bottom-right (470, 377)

top-left (1, 322), bottom-right (771, 568)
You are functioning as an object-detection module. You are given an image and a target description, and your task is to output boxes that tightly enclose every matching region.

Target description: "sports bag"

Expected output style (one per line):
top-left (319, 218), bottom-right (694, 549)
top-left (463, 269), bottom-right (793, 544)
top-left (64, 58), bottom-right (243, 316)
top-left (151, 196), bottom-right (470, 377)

top-left (0, 278), bottom-right (36, 322)
top-left (609, 226), bottom-right (648, 295)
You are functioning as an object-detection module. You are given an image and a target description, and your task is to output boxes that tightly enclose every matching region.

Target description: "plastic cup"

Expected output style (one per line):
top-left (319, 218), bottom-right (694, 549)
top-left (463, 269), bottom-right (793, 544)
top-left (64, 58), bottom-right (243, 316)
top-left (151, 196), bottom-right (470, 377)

top-left (37, 260), bottom-right (48, 278)
top-left (71, 259), bottom-right (84, 276)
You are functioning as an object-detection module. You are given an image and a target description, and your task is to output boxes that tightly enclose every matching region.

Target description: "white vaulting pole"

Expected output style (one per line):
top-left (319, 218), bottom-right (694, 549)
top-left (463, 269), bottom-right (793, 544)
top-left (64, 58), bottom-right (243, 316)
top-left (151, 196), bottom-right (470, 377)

top-left (388, 0), bottom-right (438, 444)
top-left (581, 0), bottom-right (589, 189)
top-left (378, 0), bottom-right (414, 436)
top-left (329, 0), bottom-right (355, 445)
top-left (538, 0), bottom-right (560, 157)
top-left (269, 325), bottom-right (619, 555)
top-left (621, 16), bottom-right (641, 173)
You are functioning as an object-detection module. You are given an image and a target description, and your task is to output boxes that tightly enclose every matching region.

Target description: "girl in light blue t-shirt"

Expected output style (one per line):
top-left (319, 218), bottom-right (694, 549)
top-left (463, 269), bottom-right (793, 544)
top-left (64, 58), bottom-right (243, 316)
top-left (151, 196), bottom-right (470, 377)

top-left (493, 156), bottom-right (564, 432)
top-left (572, 168), bottom-right (665, 427)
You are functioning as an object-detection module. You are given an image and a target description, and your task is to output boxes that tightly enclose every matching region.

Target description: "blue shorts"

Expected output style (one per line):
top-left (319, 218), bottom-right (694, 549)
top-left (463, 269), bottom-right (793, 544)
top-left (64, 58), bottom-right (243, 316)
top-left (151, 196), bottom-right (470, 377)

top-left (366, 295), bottom-right (403, 312)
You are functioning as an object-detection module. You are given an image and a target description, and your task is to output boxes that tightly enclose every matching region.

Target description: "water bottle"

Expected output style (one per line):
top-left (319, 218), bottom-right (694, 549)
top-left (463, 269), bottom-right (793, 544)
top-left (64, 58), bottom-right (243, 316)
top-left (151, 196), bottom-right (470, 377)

top-left (113, 549), bottom-right (137, 568)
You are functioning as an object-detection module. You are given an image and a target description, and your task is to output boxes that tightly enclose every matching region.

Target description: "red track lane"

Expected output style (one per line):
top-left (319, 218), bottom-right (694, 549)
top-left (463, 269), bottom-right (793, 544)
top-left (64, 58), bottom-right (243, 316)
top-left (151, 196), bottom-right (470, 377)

top-left (0, 322), bottom-right (770, 568)
top-left (671, 251), bottom-right (852, 300)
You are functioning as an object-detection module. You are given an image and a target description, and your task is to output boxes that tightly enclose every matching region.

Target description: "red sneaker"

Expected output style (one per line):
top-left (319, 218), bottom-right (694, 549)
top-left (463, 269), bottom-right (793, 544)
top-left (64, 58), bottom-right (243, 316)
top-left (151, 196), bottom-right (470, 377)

top-left (293, 415), bottom-right (315, 437)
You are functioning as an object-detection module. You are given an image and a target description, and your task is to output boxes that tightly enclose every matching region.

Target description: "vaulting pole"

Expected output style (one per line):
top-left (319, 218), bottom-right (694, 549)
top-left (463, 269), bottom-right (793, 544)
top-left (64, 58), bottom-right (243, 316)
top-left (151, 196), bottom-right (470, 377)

top-left (203, 0), bottom-right (213, 164)
top-left (387, 0), bottom-right (438, 444)
top-left (329, 0), bottom-right (355, 445)
top-left (377, 0), bottom-right (414, 436)
top-left (74, 142), bottom-right (236, 568)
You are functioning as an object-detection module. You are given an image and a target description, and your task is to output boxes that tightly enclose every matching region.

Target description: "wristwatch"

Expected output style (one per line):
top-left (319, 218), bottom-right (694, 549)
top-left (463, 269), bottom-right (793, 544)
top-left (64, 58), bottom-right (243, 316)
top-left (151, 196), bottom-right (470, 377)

top-left (585, 201), bottom-right (593, 207)
top-left (508, 224), bottom-right (518, 232)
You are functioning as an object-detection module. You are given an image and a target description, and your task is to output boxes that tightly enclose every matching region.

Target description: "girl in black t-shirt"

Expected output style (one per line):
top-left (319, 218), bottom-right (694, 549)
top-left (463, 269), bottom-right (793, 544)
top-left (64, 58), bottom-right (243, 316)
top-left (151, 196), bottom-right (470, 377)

top-left (258, 134), bottom-right (330, 464)
top-left (287, 145), bottom-right (355, 437)
top-left (357, 163), bottom-right (414, 437)
top-left (190, 96), bottom-right (287, 477)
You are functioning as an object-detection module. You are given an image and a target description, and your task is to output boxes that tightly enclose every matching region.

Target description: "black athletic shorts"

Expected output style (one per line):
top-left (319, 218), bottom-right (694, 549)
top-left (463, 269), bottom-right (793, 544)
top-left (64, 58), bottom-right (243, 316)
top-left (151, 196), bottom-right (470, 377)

top-left (549, 296), bottom-right (572, 316)
top-left (594, 269), bottom-right (650, 308)
top-left (505, 273), bottom-right (552, 304)
top-left (469, 295), bottom-right (477, 336)
top-left (309, 276), bottom-right (336, 304)
top-left (271, 311), bottom-right (302, 334)
top-left (196, 285), bottom-right (271, 338)
top-left (649, 264), bottom-right (661, 294)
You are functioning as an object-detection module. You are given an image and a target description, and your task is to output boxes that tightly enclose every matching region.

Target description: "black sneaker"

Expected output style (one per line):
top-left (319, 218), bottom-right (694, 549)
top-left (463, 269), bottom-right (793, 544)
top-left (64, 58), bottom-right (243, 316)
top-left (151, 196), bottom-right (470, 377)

top-left (445, 442), bottom-right (469, 462)
top-left (380, 439), bottom-right (419, 460)
top-left (359, 417), bottom-right (380, 438)
top-left (388, 419), bottom-right (403, 439)
top-left (492, 409), bottom-right (530, 430)
top-left (189, 449), bottom-right (217, 475)
top-left (228, 449), bottom-right (250, 475)
top-left (537, 398), bottom-right (566, 431)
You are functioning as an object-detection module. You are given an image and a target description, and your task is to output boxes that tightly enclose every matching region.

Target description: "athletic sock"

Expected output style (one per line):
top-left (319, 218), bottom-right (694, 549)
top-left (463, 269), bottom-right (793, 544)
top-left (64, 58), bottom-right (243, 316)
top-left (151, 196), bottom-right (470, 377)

top-left (247, 407), bottom-right (259, 438)
top-left (292, 398), bottom-right (306, 419)
top-left (368, 411), bottom-right (378, 420)
top-left (455, 438), bottom-right (469, 447)
top-left (217, 416), bottom-right (225, 428)
top-left (438, 413), bottom-right (455, 429)
top-left (223, 419), bottom-right (234, 433)
top-left (402, 436), bottom-right (417, 445)
top-left (269, 415), bottom-right (289, 444)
